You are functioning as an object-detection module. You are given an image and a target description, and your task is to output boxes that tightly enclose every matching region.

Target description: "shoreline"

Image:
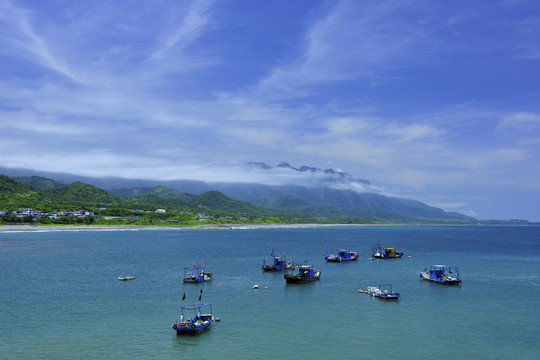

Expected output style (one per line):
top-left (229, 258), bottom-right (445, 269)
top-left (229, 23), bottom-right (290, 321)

top-left (1, 222), bottom-right (536, 233)
top-left (0, 223), bottom-right (345, 233)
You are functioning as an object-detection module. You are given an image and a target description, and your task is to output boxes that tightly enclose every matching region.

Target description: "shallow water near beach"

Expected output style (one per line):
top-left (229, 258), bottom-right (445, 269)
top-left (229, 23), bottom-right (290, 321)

top-left (1, 225), bottom-right (539, 359)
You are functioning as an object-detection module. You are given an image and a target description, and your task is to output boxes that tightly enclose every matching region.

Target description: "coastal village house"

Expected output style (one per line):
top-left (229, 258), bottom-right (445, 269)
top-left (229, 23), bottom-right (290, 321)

top-left (0, 208), bottom-right (94, 219)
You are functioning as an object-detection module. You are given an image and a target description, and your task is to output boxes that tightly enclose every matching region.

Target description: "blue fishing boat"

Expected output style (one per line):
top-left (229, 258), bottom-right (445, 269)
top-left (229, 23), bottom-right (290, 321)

top-left (183, 265), bottom-right (213, 283)
top-left (372, 244), bottom-right (403, 259)
top-left (420, 265), bottom-right (461, 285)
top-left (262, 251), bottom-right (293, 271)
top-left (284, 262), bottom-right (321, 284)
top-left (367, 284), bottom-right (400, 299)
top-left (325, 248), bottom-right (358, 262)
top-left (172, 302), bottom-right (214, 335)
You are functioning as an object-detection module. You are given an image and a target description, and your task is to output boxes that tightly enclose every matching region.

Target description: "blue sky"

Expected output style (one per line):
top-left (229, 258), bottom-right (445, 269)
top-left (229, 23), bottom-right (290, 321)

top-left (1, 0), bottom-right (539, 221)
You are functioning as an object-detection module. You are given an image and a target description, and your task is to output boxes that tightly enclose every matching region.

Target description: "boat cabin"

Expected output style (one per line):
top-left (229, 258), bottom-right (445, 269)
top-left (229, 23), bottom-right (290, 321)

top-left (299, 265), bottom-right (315, 278)
top-left (428, 265), bottom-right (446, 280)
top-left (273, 256), bottom-right (286, 266)
top-left (372, 244), bottom-right (403, 258)
top-left (428, 265), bottom-right (459, 280)
top-left (384, 248), bottom-right (398, 257)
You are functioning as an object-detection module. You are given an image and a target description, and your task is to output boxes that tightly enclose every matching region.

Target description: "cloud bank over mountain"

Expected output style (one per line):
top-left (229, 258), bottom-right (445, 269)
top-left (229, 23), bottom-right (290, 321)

top-left (246, 161), bottom-right (371, 190)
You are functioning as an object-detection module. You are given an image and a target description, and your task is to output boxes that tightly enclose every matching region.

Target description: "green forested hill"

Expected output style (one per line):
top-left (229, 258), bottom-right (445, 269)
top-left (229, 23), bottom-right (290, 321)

top-left (0, 177), bottom-right (129, 210)
top-left (0, 174), bottom-right (483, 224)
top-left (126, 194), bottom-right (192, 211)
top-left (109, 186), bottom-right (196, 202)
top-left (38, 182), bottom-right (129, 208)
top-left (0, 176), bottom-right (269, 216)
top-left (0, 175), bottom-right (36, 194)
top-left (187, 190), bottom-right (267, 214)
top-left (110, 186), bottom-right (261, 213)
top-left (15, 176), bottom-right (67, 190)
top-left (0, 175), bottom-right (41, 209)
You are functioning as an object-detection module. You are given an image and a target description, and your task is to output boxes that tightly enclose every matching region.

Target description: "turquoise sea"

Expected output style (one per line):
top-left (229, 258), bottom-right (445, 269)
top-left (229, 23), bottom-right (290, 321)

top-left (1, 225), bottom-right (539, 359)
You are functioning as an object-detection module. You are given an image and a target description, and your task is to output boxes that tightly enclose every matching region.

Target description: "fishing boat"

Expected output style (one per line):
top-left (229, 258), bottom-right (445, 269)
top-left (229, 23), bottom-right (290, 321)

top-left (367, 284), bottom-right (400, 299)
top-left (172, 302), bottom-right (214, 335)
top-left (118, 273), bottom-right (136, 281)
top-left (262, 251), bottom-right (293, 271)
top-left (420, 265), bottom-right (461, 285)
top-left (284, 262), bottom-right (321, 284)
top-left (325, 248), bottom-right (358, 262)
top-left (183, 265), bottom-right (213, 283)
top-left (372, 244), bottom-right (403, 259)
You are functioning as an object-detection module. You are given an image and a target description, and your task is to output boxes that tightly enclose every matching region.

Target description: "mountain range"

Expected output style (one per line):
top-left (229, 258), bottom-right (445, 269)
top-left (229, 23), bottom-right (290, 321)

top-left (0, 164), bottom-right (475, 222)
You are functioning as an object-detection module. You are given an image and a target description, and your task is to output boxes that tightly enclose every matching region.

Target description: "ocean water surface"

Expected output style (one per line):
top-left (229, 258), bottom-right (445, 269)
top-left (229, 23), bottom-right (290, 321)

top-left (1, 225), bottom-right (539, 359)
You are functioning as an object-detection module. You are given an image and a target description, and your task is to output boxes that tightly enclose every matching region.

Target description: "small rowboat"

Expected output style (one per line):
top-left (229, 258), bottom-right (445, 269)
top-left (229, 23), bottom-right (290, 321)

top-left (118, 274), bottom-right (135, 281)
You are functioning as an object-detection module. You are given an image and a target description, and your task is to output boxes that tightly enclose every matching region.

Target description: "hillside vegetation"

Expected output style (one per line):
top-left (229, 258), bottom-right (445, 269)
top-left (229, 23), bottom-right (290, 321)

top-left (14, 176), bottom-right (67, 190)
top-left (0, 176), bottom-right (309, 226)
top-left (1, 174), bottom-right (494, 226)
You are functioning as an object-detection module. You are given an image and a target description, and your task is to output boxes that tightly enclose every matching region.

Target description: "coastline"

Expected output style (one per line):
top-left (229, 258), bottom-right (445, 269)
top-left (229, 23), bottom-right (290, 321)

top-left (1, 223), bottom-right (536, 233)
top-left (0, 223), bottom-right (345, 233)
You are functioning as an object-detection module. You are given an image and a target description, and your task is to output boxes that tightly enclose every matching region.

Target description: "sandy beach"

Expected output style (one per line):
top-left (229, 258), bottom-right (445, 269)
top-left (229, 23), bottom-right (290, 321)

top-left (0, 223), bottom-right (337, 233)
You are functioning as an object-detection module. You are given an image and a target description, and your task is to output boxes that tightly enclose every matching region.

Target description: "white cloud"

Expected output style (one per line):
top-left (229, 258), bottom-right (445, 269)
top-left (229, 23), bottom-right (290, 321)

top-left (0, 1), bottom-right (81, 82)
top-left (325, 117), bottom-right (376, 136)
top-left (237, 0), bottom-right (442, 103)
top-left (514, 15), bottom-right (540, 59)
top-left (498, 111), bottom-right (540, 130)
top-left (379, 123), bottom-right (444, 142)
top-left (0, 109), bottom-right (92, 136)
top-left (150, 0), bottom-right (213, 61)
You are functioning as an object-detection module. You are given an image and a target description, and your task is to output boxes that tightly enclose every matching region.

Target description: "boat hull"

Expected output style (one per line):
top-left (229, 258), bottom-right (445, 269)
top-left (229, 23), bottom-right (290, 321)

top-left (173, 322), bottom-right (211, 335)
top-left (325, 257), bottom-right (358, 262)
top-left (183, 274), bottom-right (213, 283)
top-left (372, 293), bottom-right (400, 299)
top-left (372, 253), bottom-right (403, 259)
top-left (262, 265), bottom-right (283, 271)
top-left (173, 303), bottom-right (213, 335)
top-left (183, 278), bottom-right (211, 283)
top-left (284, 272), bottom-right (321, 284)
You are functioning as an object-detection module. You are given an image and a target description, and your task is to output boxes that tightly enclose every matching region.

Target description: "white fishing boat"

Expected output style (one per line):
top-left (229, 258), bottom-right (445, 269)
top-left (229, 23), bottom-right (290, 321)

top-left (118, 273), bottom-right (136, 281)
